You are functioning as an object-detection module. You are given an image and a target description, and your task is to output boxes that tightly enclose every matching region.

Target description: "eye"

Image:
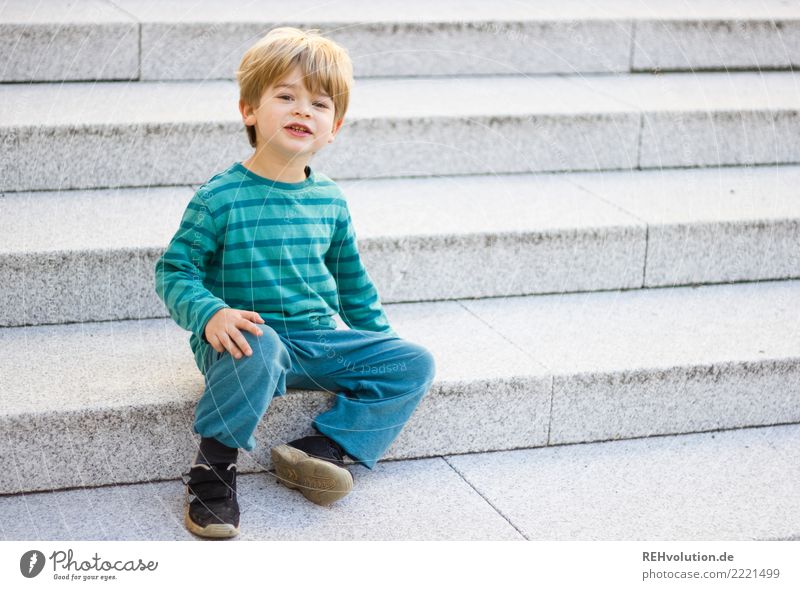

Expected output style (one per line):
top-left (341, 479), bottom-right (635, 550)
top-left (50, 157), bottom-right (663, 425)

top-left (314, 102), bottom-right (330, 108)
top-left (278, 94), bottom-right (292, 100)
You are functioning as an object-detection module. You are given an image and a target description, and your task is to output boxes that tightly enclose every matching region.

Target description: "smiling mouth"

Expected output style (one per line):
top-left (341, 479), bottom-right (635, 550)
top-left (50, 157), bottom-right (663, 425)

top-left (285, 124), bottom-right (312, 135)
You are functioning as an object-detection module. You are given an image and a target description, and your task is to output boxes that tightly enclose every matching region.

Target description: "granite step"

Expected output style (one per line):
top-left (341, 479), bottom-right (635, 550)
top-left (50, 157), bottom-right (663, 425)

top-left (1, 278), bottom-right (798, 495)
top-left (2, 0), bottom-right (799, 82)
top-left (1, 423), bottom-right (797, 540)
top-left (2, 71), bottom-right (799, 192)
top-left (2, 164), bottom-right (798, 327)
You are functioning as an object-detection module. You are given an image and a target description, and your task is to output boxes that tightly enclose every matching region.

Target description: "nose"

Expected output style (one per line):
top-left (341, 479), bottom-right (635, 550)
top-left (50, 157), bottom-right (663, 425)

top-left (293, 100), bottom-right (312, 117)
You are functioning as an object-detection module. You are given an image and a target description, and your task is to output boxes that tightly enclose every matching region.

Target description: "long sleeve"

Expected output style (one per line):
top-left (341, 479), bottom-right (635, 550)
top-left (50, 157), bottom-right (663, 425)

top-left (154, 189), bottom-right (229, 342)
top-left (325, 200), bottom-right (399, 338)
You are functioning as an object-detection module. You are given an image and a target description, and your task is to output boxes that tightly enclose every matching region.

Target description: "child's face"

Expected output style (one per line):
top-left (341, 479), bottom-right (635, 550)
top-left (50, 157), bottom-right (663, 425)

top-left (240, 65), bottom-right (343, 159)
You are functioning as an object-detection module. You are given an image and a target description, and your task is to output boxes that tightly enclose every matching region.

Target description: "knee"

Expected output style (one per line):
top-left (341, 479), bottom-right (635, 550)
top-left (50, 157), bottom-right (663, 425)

top-left (222, 326), bottom-right (291, 369)
top-left (406, 343), bottom-right (436, 390)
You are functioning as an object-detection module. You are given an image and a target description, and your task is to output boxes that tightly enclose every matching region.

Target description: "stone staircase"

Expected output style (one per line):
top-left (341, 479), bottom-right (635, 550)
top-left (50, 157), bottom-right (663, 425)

top-left (1, 0), bottom-right (799, 539)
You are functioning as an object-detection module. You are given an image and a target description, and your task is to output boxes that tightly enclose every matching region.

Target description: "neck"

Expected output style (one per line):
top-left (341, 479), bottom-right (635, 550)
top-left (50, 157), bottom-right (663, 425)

top-left (243, 147), bottom-right (310, 183)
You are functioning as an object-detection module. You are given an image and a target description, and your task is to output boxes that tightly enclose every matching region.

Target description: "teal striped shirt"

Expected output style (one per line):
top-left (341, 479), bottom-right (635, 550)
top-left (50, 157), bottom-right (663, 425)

top-left (154, 162), bottom-right (397, 374)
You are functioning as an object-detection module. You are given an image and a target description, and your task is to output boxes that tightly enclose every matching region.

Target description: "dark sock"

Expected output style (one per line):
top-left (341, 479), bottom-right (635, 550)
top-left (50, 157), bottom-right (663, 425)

top-left (195, 437), bottom-right (238, 466)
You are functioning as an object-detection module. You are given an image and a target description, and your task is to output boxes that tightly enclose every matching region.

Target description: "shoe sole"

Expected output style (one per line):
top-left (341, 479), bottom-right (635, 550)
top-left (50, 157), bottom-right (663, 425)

top-left (183, 492), bottom-right (240, 539)
top-left (271, 444), bottom-right (354, 506)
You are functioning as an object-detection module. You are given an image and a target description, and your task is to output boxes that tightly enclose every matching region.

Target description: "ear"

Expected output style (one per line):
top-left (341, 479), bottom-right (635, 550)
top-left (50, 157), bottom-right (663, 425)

top-left (239, 98), bottom-right (257, 126)
top-left (327, 118), bottom-right (345, 144)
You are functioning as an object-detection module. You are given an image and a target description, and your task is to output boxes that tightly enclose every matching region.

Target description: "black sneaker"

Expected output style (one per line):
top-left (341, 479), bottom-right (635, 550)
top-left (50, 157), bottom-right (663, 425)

top-left (182, 462), bottom-right (240, 539)
top-left (270, 435), bottom-right (354, 506)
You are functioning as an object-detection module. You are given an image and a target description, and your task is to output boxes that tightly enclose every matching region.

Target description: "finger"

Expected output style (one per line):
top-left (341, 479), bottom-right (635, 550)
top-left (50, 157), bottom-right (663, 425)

top-left (239, 317), bottom-right (264, 337)
top-left (245, 310), bottom-right (265, 324)
top-left (219, 332), bottom-right (243, 360)
top-left (208, 334), bottom-right (223, 354)
top-left (229, 328), bottom-right (253, 357)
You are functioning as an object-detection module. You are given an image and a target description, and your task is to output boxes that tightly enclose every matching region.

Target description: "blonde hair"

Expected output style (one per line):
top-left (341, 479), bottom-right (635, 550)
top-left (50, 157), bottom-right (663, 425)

top-left (236, 27), bottom-right (354, 148)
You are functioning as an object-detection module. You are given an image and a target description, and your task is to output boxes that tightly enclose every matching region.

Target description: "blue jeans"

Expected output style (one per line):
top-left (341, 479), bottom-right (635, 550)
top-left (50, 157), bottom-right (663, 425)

top-left (193, 324), bottom-right (436, 470)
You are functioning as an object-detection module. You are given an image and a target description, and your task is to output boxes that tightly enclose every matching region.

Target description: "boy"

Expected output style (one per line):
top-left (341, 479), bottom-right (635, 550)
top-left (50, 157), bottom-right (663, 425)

top-left (154, 27), bottom-right (436, 539)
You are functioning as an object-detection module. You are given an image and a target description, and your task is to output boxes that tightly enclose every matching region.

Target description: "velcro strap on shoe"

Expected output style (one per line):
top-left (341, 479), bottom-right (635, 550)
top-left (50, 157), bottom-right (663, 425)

top-left (186, 466), bottom-right (235, 501)
top-left (188, 480), bottom-right (231, 501)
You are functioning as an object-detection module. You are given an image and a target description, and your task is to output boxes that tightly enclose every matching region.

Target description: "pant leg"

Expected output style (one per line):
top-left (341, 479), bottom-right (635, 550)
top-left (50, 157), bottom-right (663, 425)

top-left (276, 328), bottom-right (437, 470)
top-left (194, 326), bottom-right (292, 451)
